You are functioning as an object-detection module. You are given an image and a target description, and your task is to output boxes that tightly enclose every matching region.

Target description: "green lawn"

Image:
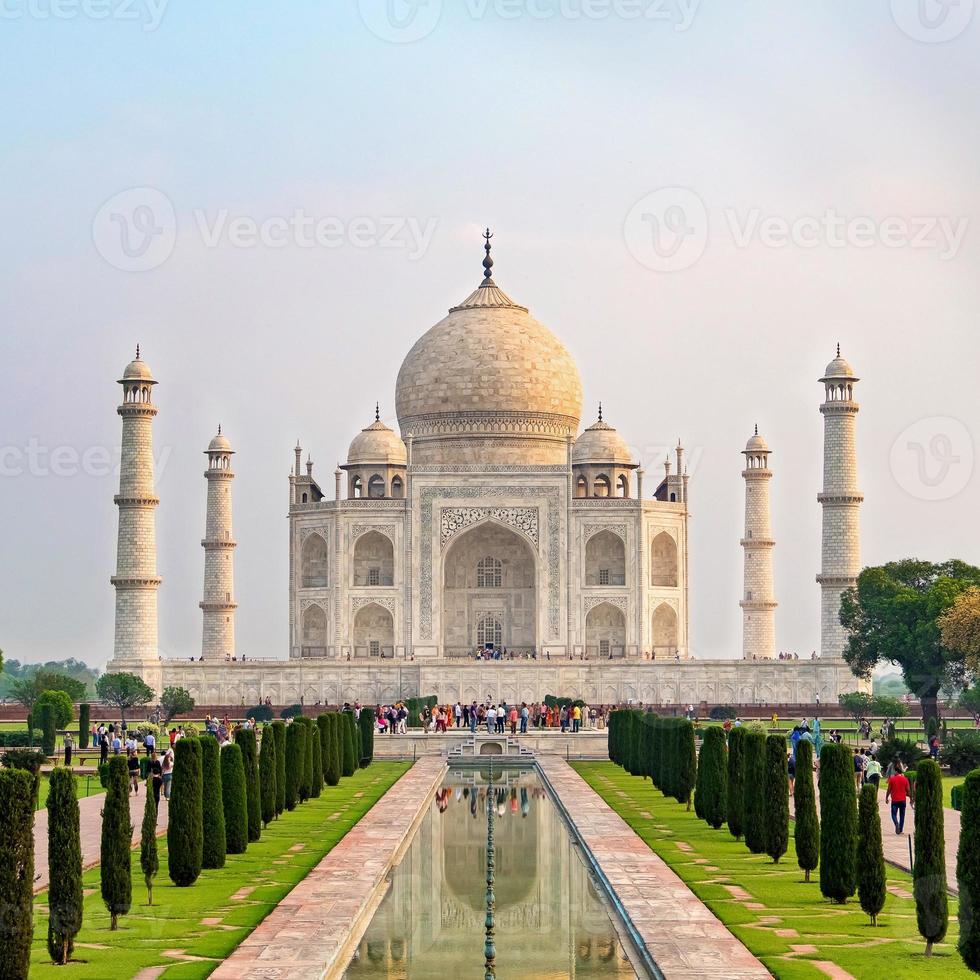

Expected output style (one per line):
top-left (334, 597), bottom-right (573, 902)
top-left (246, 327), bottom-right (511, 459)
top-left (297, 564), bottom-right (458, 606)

top-left (574, 761), bottom-right (968, 980)
top-left (29, 762), bottom-right (410, 979)
top-left (36, 771), bottom-right (104, 810)
top-left (945, 775), bottom-right (965, 809)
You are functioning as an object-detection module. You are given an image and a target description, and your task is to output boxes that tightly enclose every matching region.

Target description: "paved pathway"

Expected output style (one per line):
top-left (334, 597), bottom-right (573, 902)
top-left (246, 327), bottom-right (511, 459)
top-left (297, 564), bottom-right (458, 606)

top-left (538, 756), bottom-right (771, 979)
top-left (211, 757), bottom-right (446, 980)
top-left (33, 787), bottom-right (168, 893)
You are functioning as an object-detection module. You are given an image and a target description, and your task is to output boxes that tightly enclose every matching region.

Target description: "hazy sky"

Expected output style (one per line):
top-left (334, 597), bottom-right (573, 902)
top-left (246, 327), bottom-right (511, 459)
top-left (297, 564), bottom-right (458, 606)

top-left (1, 1), bottom-right (978, 668)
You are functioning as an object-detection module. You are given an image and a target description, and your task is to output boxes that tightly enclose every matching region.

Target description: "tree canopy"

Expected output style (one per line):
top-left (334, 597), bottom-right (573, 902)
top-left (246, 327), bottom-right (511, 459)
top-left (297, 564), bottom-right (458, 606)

top-left (95, 672), bottom-right (154, 723)
top-left (837, 691), bottom-right (908, 722)
top-left (34, 689), bottom-right (75, 729)
top-left (160, 686), bottom-right (195, 724)
top-left (939, 586), bottom-right (980, 673)
top-left (10, 669), bottom-right (88, 712)
top-left (840, 559), bottom-right (980, 723)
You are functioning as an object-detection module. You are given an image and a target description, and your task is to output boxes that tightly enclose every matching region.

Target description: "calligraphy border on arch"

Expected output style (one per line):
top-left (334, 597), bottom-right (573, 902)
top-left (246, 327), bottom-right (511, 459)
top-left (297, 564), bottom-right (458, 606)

top-left (440, 507), bottom-right (539, 549)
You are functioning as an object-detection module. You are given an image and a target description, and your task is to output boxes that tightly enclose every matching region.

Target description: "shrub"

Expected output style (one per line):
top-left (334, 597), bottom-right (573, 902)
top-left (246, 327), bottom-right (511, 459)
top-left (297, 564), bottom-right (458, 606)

top-left (220, 743), bottom-right (248, 855)
top-left (0, 768), bottom-right (34, 975)
top-left (1, 747), bottom-right (46, 807)
top-left (818, 742), bottom-right (857, 904)
top-left (200, 736), bottom-right (225, 870)
top-left (876, 736), bottom-right (928, 771)
top-left (952, 784), bottom-right (964, 812)
top-left (764, 735), bottom-right (789, 864)
top-left (140, 783), bottom-right (159, 905)
top-left (271, 721), bottom-right (286, 816)
top-left (101, 755), bottom-right (133, 927)
top-left (310, 724), bottom-right (323, 798)
top-left (341, 712), bottom-right (357, 778)
top-left (914, 759), bottom-right (948, 955)
top-left (78, 703), bottom-right (90, 748)
top-left (957, 769), bottom-right (980, 970)
top-left (743, 730), bottom-right (767, 854)
top-left (247, 704), bottom-right (274, 723)
top-left (167, 737), bottom-right (203, 887)
top-left (0, 730), bottom-right (41, 748)
top-left (359, 707), bottom-right (375, 767)
top-left (39, 702), bottom-right (57, 756)
top-left (47, 768), bottom-right (82, 964)
top-left (284, 722), bottom-right (303, 810)
top-left (726, 727), bottom-right (746, 840)
top-left (280, 703), bottom-right (303, 720)
top-left (325, 714), bottom-right (341, 786)
top-left (794, 740), bottom-right (820, 882)
top-left (709, 705), bottom-right (737, 721)
top-left (857, 783), bottom-right (886, 926)
top-left (234, 728), bottom-right (261, 842)
top-left (36, 689), bottom-right (74, 730)
top-left (697, 727), bottom-right (727, 829)
top-left (943, 732), bottom-right (980, 776)
top-left (259, 725), bottom-right (278, 826)
top-left (675, 719), bottom-right (697, 810)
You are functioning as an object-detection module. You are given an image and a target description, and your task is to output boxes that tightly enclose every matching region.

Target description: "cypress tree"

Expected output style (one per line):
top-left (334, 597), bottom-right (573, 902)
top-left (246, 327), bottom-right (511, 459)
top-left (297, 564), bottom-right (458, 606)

top-left (914, 759), bottom-right (948, 955)
top-left (857, 783), bottom-right (886, 926)
top-left (325, 713), bottom-right (342, 786)
top-left (39, 701), bottom-right (56, 757)
top-left (651, 717), bottom-right (664, 791)
top-left (101, 754), bottom-right (133, 927)
top-left (302, 719), bottom-right (315, 801)
top-left (317, 714), bottom-right (331, 782)
top-left (743, 730), bottom-right (767, 854)
top-left (259, 725), bottom-right (278, 827)
top-left (78, 703), bottom-right (90, 750)
top-left (234, 728), bottom-right (261, 841)
top-left (271, 721), bottom-right (286, 815)
top-left (310, 725), bottom-right (323, 798)
top-left (698, 727), bottom-right (728, 829)
top-left (167, 737), bottom-right (203, 887)
top-left (351, 712), bottom-right (363, 770)
top-left (0, 768), bottom-right (34, 976)
top-left (727, 726), bottom-right (746, 840)
top-left (693, 738), bottom-right (707, 819)
top-left (675, 719), bottom-right (697, 810)
top-left (624, 711), bottom-right (638, 776)
top-left (284, 721), bottom-right (303, 810)
top-left (793, 740), bottom-right (819, 882)
top-left (359, 707), bottom-right (375, 767)
top-left (818, 742), bottom-right (857, 903)
top-left (200, 736), bottom-right (225, 869)
top-left (293, 718), bottom-right (310, 802)
top-left (957, 769), bottom-right (980, 970)
top-left (220, 743), bottom-right (248, 855)
top-left (763, 734), bottom-right (789, 863)
top-left (140, 783), bottom-right (159, 905)
top-left (341, 712), bottom-right (356, 777)
top-left (47, 768), bottom-right (82, 963)
top-left (607, 710), bottom-right (621, 765)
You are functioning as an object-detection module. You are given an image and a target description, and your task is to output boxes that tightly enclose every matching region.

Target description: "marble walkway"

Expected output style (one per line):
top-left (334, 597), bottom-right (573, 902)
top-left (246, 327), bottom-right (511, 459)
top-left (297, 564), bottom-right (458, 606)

top-left (538, 755), bottom-right (771, 979)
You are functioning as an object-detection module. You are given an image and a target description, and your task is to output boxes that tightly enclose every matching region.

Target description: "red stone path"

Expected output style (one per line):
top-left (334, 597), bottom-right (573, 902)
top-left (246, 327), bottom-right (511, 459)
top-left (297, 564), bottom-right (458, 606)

top-left (211, 757), bottom-right (446, 980)
top-left (33, 788), bottom-right (168, 893)
top-left (537, 756), bottom-right (771, 979)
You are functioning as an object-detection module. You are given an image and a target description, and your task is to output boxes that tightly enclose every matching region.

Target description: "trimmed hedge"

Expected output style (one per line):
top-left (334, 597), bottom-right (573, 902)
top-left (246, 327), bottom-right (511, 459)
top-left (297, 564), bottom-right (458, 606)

top-left (914, 759), bottom-right (948, 954)
top-left (325, 713), bottom-right (342, 786)
top-left (310, 724), bottom-right (323, 798)
top-left (0, 730), bottom-right (42, 748)
top-left (793, 740), bottom-right (819, 882)
top-left (857, 783), bottom-right (886, 926)
top-left (284, 721), bottom-right (303, 811)
top-left (234, 728), bottom-right (261, 842)
top-left (200, 736), bottom-right (226, 870)
top-left (140, 786), bottom-right (159, 906)
top-left (259, 724), bottom-right (278, 826)
top-left (726, 727), bottom-right (746, 840)
top-left (271, 721), bottom-right (286, 816)
top-left (101, 755), bottom-right (133, 926)
top-left (47, 768), bottom-right (82, 964)
top-left (341, 712), bottom-right (356, 777)
top-left (78, 703), bottom-right (90, 748)
top-left (358, 707), bottom-right (375, 767)
top-left (763, 735), bottom-right (789, 863)
top-left (39, 702), bottom-right (56, 756)
top-left (697, 727), bottom-right (727, 829)
top-left (743, 730), bottom-right (767, 854)
top-left (818, 742), bottom-right (857, 904)
top-left (957, 768), bottom-right (980, 969)
top-left (168, 737), bottom-right (203, 887)
top-left (0, 768), bottom-right (35, 975)
top-left (220, 743), bottom-right (248, 855)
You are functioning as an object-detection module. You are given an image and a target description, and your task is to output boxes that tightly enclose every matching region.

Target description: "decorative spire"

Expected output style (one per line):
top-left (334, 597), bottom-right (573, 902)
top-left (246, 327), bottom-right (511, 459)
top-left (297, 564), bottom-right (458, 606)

top-left (135, 344), bottom-right (141, 360)
top-left (837, 342), bottom-right (841, 357)
top-left (482, 228), bottom-right (494, 284)
top-left (218, 423), bottom-right (222, 435)
top-left (754, 423), bottom-right (758, 436)
top-left (598, 402), bottom-right (603, 423)
top-left (375, 402), bottom-right (380, 423)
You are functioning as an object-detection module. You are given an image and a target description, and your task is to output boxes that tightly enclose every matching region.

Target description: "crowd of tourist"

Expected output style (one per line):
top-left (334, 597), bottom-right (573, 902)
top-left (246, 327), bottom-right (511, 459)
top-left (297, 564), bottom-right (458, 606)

top-left (373, 700), bottom-right (609, 735)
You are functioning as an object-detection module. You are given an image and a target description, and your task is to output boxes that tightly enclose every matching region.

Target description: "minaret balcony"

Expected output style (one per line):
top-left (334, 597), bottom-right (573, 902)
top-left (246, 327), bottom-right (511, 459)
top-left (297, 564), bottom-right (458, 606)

top-left (816, 492), bottom-right (864, 505)
top-left (739, 537), bottom-right (775, 548)
top-left (739, 599), bottom-right (778, 610)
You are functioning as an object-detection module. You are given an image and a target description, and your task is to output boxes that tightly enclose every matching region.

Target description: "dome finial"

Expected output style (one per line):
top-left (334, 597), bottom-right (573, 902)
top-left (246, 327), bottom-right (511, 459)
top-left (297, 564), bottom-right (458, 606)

top-left (836, 342), bottom-right (841, 357)
top-left (375, 401), bottom-right (380, 423)
top-left (136, 343), bottom-right (141, 360)
top-left (218, 423), bottom-right (222, 435)
top-left (482, 227), bottom-right (494, 284)
top-left (598, 401), bottom-right (603, 422)
top-left (754, 423), bottom-right (758, 436)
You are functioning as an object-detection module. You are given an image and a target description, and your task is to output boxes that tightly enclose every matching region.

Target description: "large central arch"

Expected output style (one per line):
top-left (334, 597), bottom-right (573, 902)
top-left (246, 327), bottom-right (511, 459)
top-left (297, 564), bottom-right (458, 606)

top-left (441, 521), bottom-right (537, 657)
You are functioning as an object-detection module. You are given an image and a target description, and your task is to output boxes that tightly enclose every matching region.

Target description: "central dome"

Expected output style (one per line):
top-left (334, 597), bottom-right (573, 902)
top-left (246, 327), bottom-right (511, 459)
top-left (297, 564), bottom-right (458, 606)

top-left (395, 260), bottom-right (583, 466)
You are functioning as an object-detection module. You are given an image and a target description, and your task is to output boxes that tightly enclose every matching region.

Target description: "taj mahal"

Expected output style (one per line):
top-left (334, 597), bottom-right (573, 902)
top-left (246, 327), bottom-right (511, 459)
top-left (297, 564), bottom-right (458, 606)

top-left (106, 232), bottom-right (864, 708)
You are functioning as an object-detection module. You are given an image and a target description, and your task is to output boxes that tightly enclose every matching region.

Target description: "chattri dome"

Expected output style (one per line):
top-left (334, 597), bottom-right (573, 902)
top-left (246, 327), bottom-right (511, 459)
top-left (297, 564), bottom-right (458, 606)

top-left (572, 410), bottom-right (635, 467)
top-left (348, 414), bottom-right (407, 467)
top-left (822, 345), bottom-right (857, 380)
top-left (121, 345), bottom-right (155, 382)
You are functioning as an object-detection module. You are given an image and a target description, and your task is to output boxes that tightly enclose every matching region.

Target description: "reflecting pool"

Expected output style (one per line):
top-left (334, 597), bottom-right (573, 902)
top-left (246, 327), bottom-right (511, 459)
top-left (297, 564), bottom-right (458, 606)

top-left (344, 765), bottom-right (642, 978)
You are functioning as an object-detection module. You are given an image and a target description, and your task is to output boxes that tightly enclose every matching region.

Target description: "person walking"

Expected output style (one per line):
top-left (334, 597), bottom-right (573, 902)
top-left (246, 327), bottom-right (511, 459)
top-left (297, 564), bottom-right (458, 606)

top-left (127, 748), bottom-right (141, 795)
top-left (572, 703), bottom-right (581, 733)
top-left (885, 762), bottom-right (912, 834)
top-left (520, 703), bottom-right (529, 735)
top-left (161, 746), bottom-right (174, 800)
top-left (509, 705), bottom-right (518, 735)
top-left (150, 756), bottom-right (163, 807)
top-left (853, 748), bottom-right (865, 790)
top-left (144, 729), bottom-right (156, 758)
top-left (487, 705), bottom-right (497, 734)
top-left (470, 703), bottom-right (479, 734)
top-left (63, 731), bottom-right (73, 767)
top-left (865, 754), bottom-right (882, 789)
top-left (496, 704), bottom-right (506, 734)
top-left (99, 731), bottom-right (110, 765)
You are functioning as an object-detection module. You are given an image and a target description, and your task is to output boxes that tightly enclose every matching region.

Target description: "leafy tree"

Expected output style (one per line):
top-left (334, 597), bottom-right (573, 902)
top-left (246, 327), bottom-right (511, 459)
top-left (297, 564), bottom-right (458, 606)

top-left (743, 730), bottom-right (767, 854)
top-left (726, 727), bottom-right (746, 840)
top-left (857, 783), bottom-right (886, 926)
top-left (160, 686), bottom-right (195, 724)
top-left (0, 768), bottom-right (34, 975)
top-left (358, 707), bottom-right (375, 767)
top-left (168, 738), bottom-right (203, 887)
top-left (200, 736), bottom-right (225, 869)
top-left (11, 669), bottom-right (87, 718)
top-left (38, 702), bottom-right (57, 756)
top-left (140, 783), bottom-right (159, 905)
top-left (674, 719), bottom-right (697, 810)
top-left (271, 721), bottom-right (286, 815)
top-left (957, 769), bottom-right (980, 970)
top-left (838, 691), bottom-right (909, 724)
top-left (940, 586), bottom-right (980, 672)
top-left (914, 759), bottom-right (949, 955)
top-left (794, 740), bottom-right (820, 882)
top-left (220, 743), bottom-right (248, 855)
top-left (764, 735), bottom-right (789, 863)
top-left (818, 742), bottom-right (857, 904)
top-left (324, 714), bottom-right (341, 787)
top-left (341, 712), bottom-right (357, 778)
top-left (35, 689), bottom-right (74, 730)
top-left (95, 672), bottom-right (154, 726)
top-left (841, 559), bottom-right (980, 727)
top-left (78, 703), bottom-right (90, 748)
top-left (259, 725), bottom-right (277, 827)
top-left (101, 756), bottom-right (133, 927)
top-left (696, 727), bottom-right (727, 829)
top-left (47, 769), bottom-right (82, 963)
top-left (959, 683), bottom-right (980, 718)
top-left (234, 728), bottom-right (261, 842)
top-left (284, 721), bottom-right (303, 810)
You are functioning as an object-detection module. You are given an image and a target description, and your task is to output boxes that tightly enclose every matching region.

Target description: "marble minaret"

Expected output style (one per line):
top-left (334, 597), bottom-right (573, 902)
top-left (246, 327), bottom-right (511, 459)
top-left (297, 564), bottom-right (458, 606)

top-left (817, 347), bottom-right (863, 658)
top-left (200, 427), bottom-right (237, 661)
top-left (740, 426), bottom-right (777, 659)
top-left (110, 347), bottom-right (162, 665)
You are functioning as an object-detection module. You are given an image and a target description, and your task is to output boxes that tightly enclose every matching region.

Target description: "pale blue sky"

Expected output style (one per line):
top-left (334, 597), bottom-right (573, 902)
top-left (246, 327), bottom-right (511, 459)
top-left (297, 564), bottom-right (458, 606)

top-left (1, 1), bottom-right (978, 667)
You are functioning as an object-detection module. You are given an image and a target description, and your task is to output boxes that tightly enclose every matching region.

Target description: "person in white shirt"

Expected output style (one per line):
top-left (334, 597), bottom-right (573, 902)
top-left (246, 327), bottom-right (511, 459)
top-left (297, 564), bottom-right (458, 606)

top-left (486, 705), bottom-right (497, 733)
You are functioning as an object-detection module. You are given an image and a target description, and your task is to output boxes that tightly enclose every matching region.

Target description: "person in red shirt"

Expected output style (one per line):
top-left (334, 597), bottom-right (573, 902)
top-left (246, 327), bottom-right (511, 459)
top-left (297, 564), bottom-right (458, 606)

top-left (885, 762), bottom-right (913, 834)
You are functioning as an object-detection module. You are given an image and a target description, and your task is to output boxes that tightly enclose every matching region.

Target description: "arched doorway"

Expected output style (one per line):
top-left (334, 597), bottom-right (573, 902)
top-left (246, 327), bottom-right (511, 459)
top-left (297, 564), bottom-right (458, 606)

top-left (585, 602), bottom-right (626, 659)
top-left (585, 530), bottom-right (625, 586)
top-left (353, 602), bottom-right (394, 659)
top-left (652, 602), bottom-right (678, 658)
top-left (301, 604), bottom-right (327, 658)
top-left (442, 522), bottom-right (536, 657)
top-left (650, 531), bottom-right (678, 587)
top-left (301, 533), bottom-right (329, 588)
top-left (353, 530), bottom-right (394, 587)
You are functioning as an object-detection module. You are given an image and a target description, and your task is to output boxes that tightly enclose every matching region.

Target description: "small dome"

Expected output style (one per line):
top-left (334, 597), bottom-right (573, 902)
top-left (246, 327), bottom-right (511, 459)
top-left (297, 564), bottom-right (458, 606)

top-left (573, 412), bottom-right (635, 466)
top-left (207, 428), bottom-right (233, 454)
top-left (348, 417), bottom-right (407, 467)
top-left (822, 346), bottom-right (857, 380)
top-left (121, 346), bottom-right (155, 382)
top-left (745, 429), bottom-right (769, 453)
